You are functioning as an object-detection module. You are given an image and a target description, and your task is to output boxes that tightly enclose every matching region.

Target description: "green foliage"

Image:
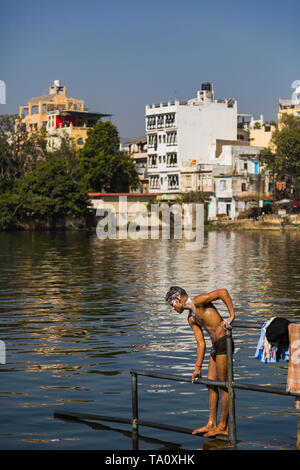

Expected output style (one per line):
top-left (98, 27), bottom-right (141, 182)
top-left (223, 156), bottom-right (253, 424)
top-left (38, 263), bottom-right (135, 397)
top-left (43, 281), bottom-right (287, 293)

top-left (80, 120), bottom-right (120, 157)
top-left (0, 114), bottom-right (47, 190)
top-left (260, 114), bottom-right (300, 199)
top-left (0, 118), bottom-right (91, 230)
top-left (0, 191), bottom-right (22, 230)
top-left (18, 157), bottom-right (90, 218)
top-left (0, 157), bottom-right (91, 230)
top-left (0, 115), bottom-right (140, 229)
top-left (176, 190), bottom-right (208, 203)
top-left (78, 121), bottom-right (139, 192)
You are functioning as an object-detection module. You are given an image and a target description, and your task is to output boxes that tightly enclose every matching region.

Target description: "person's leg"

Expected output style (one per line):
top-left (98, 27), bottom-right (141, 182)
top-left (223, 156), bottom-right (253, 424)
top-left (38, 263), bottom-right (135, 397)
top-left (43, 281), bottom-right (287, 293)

top-left (192, 356), bottom-right (219, 435)
top-left (203, 354), bottom-right (229, 437)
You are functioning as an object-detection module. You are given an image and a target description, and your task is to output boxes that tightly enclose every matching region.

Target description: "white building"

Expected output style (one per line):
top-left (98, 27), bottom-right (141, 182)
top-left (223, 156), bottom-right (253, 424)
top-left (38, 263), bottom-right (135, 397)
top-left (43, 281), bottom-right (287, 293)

top-left (145, 83), bottom-right (237, 195)
top-left (208, 145), bottom-right (273, 220)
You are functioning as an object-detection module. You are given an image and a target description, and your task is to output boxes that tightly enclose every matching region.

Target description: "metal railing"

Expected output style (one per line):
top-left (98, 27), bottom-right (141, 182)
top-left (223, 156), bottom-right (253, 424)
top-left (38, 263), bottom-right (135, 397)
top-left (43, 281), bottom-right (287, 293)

top-left (54, 319), bottom-right (300, 448)
top-left (130, 320), bottom-right (300, 446)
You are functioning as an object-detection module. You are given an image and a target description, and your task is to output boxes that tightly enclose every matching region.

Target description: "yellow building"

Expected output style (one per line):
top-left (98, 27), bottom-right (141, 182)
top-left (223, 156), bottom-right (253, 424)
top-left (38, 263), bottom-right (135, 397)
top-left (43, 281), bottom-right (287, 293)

top-left (47, 109), bottom-right (111, 151)
top-left (278, 101), bottom-right (300, 125)
top-left (277, 84), bottom-right (300, 126)
top-left (18, 80), bottom-right (111, 150)
top-left (249, 125), bottom-right (275, 149)
top-left (18, 80), bottom-right (85, 133)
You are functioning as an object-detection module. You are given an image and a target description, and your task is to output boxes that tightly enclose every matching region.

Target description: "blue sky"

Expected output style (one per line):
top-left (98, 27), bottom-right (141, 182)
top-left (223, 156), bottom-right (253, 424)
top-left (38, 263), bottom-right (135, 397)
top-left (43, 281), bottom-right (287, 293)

top-left (1, 0), bottom-right (299, 140)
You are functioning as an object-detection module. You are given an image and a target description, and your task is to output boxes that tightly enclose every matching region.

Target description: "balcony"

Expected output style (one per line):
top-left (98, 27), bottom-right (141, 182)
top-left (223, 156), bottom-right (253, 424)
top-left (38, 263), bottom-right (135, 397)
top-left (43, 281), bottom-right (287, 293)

top-left (166, 163), bottom-right (178, 168)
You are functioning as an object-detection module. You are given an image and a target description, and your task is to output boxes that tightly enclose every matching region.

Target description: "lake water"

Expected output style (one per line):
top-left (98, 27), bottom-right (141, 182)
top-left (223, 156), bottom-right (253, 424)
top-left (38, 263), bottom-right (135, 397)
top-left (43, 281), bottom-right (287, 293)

top-left (0, 230), bottom-right (299, 450)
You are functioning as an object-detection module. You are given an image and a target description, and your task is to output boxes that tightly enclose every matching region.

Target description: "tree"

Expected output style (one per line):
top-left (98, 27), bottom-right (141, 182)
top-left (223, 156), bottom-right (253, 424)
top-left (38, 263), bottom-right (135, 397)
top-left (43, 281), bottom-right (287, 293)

top-left (0, 157), bottom-right (91, 230)
top-left (48, 134), bottom-right (79, 178)
top-left (0, 114), bottom-right (47, 190)
top-left (78, 121), bottom-right (139, 192)
top-left (261, 114), bottom-right (300, 199)
top-left (176, 190), bottom-right (208, 203)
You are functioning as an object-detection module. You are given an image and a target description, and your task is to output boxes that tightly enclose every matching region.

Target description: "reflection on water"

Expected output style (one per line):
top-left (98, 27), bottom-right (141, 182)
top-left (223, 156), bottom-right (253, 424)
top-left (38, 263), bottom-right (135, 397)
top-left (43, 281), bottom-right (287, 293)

top-left (0, 231), bottom-right (299, 449)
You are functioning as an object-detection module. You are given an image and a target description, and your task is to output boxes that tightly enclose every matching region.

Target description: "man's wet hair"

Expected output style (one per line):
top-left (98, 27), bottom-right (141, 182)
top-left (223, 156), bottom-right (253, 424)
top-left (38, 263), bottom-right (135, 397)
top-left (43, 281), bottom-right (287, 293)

top-left (165, 286), bottom-right (188, 302)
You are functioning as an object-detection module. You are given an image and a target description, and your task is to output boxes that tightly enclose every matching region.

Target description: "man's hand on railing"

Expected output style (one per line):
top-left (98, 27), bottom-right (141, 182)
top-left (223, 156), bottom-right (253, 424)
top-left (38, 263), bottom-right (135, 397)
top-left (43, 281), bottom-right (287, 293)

top-left (222, 318), bottom-right (234, 330)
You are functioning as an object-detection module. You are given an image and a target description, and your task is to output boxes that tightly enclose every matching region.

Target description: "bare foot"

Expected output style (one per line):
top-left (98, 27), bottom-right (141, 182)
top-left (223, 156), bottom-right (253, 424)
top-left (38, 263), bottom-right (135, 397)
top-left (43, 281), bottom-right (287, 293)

top-left (203, 426), bottom-right (228, 437)
top-left (192, 423), bottom-right (214, 435)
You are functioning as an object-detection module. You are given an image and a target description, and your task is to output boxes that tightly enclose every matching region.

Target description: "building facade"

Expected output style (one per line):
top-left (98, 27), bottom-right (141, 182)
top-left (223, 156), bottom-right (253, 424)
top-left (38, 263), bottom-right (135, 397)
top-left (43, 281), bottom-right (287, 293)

top-left (47, 109), bottom-right (111, 151)
top-left (145, 83), bottom-right (237, 196)
top-left (209, 145), bottom-right (273, 219)
top-left (126, 137), bottom-right (149, 193)
top-left (278, 84), bottom-right (300, 123)
top-left (18, 80), bottom-right (111, 150)
top-left (18, 80), bottom-right (84, 133)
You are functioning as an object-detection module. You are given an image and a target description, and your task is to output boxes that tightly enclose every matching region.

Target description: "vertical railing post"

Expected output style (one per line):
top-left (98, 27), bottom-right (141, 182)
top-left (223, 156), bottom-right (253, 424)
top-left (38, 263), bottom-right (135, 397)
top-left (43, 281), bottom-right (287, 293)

top-left (131, 371), bottom-right (139, 428)
top-left (130, 371), bottom-right (139, 450)
top-left (297, 414), bottom-right (300, 450)
top-left (226, 328), bottom-right (237, 445)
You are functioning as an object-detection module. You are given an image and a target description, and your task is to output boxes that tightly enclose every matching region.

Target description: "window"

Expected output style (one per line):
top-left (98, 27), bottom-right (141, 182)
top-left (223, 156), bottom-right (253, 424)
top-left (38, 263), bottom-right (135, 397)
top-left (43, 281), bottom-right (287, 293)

top-left (157, 115), bottom-right (164, 127)
top-left (168, 174), bottom-right (179, 189)
top-left (165, 113), bottom-right (175, 127)
top-left (148, 134), bottom-right (157, 148)
top-left (148, 155), bottom-right (157, 168)
top-left (166, 132), bottom-right (177, 146)
top-left (147, 116), bottom-right (156, 129)
top-left (150, 176), bottom-right (160, 189)
top-left (77, 138), bottom-right (84, 145)
top-left (241, 183), bottom-right (246, 192)
top-left (220, 180), bottom-right (227, 191)
top-left (185, 175), bottom-right (192, 188)
top-left (166, 153), bottom-right (177, 167)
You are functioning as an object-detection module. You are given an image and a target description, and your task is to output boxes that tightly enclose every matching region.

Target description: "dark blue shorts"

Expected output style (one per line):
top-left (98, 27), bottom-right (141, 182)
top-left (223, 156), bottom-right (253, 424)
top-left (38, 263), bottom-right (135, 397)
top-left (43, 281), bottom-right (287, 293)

top-left (211, 336), bottom-right (234, 361)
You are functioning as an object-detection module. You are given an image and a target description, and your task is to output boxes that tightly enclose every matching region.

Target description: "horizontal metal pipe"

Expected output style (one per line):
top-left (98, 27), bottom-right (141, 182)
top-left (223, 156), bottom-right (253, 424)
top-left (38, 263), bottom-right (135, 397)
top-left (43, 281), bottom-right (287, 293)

top-left (136, 419), bottom-right (229, 441)
top-left (231, 319), bottom-right (299, 329)
top-left (136, 419), bottom-right (194, 436)
top-left (231, 320), bottom-right (262, 329)
top-left (233, 381), bottom-right (300, 397)
top-left (130, 369), bottom-right (225, 388)
top-left (53, 410), bottom-right (132, 425)
top-left (53, 410), bottom-right (230, 441)
top-left (131, 370), bottom-right (300, 398)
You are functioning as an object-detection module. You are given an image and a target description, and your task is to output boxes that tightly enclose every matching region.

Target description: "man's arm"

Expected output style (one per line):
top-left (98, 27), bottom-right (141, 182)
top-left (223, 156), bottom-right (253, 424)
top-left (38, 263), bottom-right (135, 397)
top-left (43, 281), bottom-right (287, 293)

top-left (193, 288), bottom-right (235, 328)
top-left (188, 316), bottom-right (206, 382)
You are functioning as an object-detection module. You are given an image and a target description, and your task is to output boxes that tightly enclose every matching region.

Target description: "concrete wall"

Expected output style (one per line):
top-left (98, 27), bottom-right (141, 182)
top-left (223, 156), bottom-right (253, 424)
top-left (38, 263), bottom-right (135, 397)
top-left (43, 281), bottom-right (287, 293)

top-left (90, 193), bottom-right (158, 214)
top-left (177, 101), bottom-right (237, 164)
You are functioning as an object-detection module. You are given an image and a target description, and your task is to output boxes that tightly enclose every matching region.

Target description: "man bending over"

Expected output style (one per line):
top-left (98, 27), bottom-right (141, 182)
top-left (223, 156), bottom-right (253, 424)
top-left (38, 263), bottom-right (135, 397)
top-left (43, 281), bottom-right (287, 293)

top-left (165, 286), bottom-right (235, 437)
